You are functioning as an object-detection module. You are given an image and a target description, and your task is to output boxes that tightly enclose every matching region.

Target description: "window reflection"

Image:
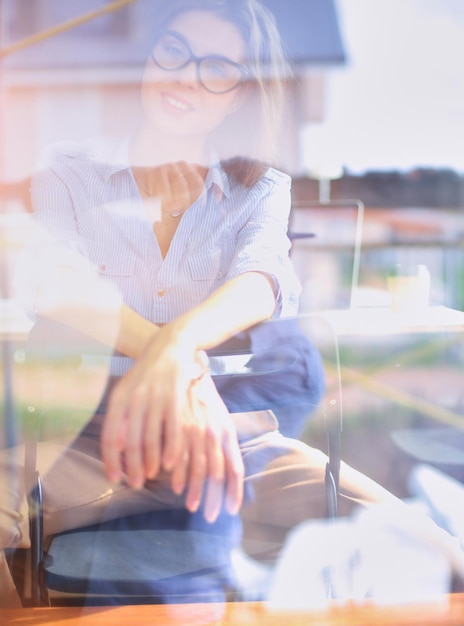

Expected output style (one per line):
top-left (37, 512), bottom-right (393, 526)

top-left (1, 0), bottom-right (463, 613)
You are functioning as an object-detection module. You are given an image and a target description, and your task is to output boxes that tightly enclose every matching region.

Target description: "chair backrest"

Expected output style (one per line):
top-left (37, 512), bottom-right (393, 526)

top-left (289, 199), bottom-right (365, 312)
top-left (211, 314), bottom-right (342, 516)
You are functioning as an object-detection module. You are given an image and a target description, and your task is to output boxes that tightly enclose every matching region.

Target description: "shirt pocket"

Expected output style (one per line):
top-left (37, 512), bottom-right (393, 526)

top-left (188, 247), bottom-right (224, 281)
top-left (188, 237), bottom-right (236, 281)
top-left (88, 245), bottom-right (137, 277)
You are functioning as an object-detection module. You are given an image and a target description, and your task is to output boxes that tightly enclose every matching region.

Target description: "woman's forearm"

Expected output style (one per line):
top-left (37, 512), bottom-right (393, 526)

top-left (116, 304), bottom-right (159, 358)
top-left (32, 261), bottom-right (159, 358)
top-left (35, 271), bottom-right (273, 361)
top-left (168, 271), bottom-right (276, 354)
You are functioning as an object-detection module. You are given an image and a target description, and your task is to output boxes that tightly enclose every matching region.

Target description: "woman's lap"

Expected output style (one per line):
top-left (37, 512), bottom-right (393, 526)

top-left (1, 411), bottom-right (320, 543)
top-left (1, 408), bottom-right (397, 563)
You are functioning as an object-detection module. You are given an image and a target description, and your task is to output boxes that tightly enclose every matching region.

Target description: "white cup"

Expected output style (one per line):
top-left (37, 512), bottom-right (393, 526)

top-left (387, 264), bottom-right (430, 314)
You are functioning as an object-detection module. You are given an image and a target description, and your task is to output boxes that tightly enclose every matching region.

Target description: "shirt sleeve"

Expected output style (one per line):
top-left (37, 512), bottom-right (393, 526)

top-left (225, 169), bottom-right (301, 317)
top-left (31, 142), bottom-right (91, 256)
top-left (14, 144), bottom-right (122, 319)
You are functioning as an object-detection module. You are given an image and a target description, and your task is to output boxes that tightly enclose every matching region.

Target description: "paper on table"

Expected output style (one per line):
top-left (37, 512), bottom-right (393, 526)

top-left (267, 502), bottom-right (452, 610)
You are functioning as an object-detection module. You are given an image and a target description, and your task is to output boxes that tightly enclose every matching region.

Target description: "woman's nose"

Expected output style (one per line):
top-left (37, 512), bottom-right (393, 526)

top-left (174, 60), bottom-right (200, 88)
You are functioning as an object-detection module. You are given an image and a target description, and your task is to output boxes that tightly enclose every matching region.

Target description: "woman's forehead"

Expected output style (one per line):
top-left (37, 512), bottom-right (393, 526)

top-left (167, 10), bottom-right (246, 62)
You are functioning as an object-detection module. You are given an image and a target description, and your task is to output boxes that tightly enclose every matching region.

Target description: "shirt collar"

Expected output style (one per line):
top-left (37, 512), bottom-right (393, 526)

top-left (205, 160), bottom-right (230, 200)
top-left (98, 137), bottom-right (131, 181)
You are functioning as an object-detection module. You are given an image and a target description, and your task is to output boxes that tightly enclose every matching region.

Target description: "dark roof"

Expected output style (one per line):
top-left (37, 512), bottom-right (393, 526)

top-left (262, 0), bottom-right (346, 66)
top-left (292, 169), bottom-right (464, 209)
top-left (1, 0), bottom-right (346, 70)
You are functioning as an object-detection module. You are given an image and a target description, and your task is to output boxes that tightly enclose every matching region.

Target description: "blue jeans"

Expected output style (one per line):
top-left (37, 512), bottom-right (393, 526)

top-left (213, 317), bottom-right (325, 438)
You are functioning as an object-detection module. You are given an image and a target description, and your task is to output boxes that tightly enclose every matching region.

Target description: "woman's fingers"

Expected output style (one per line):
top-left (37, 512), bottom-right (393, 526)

top-left (199, 424), bottom-right (225, 523)
top-left (161, 380), bottom-right (186, 472)
top-left (123, 384), bottom-right (150, 489)
top-left (183, 385), bottom-right (210, 513)
top-left (200, 427), bottom-right (244, 523)
top-left (184, 432), bottom-right (207, 514)
top-left (204, 375), bottom-right (244, 518)
top-left (158, 161), bottom-right (206, 216)
top-left (222, 427), bottom-right (245, 516)
top-left (174, 161), bottom-right (207, 203)
top-left (101, 353), bottom-right (245, 523)
top-left (102, 369), bottom-right (167, 487)
top-left (187, 375), bottom-right (243, 522)
top-left (143, 403), bottom-right (163, 481)
top-left (170, 442), bottom-right (189, 497)
top-left (203, 476), bottom-right (224, 524)
top-left (101, 384), bottom-right (128, 484)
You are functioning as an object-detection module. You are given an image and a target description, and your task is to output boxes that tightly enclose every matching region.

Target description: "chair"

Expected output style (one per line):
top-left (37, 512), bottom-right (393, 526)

top-left (289, 199), bottom-right (365, 311)
top-left (17, 313), bottom-right (342, 607)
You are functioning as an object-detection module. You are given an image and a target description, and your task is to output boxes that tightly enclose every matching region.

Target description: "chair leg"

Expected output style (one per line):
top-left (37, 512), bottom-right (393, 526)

top-left (325, 463), bottom-right (338, 519)
top-left (325, 432), bottom-right (340, 519)
top-left (28, 472), bottom-right (49, 606)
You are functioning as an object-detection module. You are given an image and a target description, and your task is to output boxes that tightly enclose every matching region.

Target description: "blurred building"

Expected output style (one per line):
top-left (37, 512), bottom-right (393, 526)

top-left (0, 0), bottom-right (346, 179)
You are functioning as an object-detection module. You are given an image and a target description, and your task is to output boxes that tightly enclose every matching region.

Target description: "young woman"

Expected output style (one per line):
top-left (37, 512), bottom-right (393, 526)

top-left (3, 0), bottom-right (460, 607)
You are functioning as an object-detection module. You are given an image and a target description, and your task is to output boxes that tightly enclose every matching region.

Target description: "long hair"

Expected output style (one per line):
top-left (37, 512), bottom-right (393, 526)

top-left (147, 0), bottom-right (293, 185)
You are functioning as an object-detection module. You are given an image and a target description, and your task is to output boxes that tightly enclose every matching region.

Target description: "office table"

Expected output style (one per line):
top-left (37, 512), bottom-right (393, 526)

top-left (316, 306), bottom-right (464, 426)
top-left (0, 298), bottom-right (33, 342)
top-left (2, 596), bottom-right (464, 625)
top-left (318, 305), bottom-right (464, 337)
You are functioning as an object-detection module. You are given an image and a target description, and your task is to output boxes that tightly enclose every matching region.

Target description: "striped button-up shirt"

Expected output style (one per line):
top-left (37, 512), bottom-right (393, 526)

top-left (27, 137), bottom-right (300, 374)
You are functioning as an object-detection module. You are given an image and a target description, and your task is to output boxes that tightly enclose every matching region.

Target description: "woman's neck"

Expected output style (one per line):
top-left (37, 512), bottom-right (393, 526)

top-left (129, 124), bottom-right (209, 168)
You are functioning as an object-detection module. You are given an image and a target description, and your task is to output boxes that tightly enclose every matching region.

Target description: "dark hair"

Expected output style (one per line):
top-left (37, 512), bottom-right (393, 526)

top-left (149, 0), bottom-right (292, 185)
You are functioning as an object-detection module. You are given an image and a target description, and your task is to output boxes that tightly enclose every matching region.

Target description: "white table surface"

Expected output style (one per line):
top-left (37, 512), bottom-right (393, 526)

top-left (0, 298), bottom-right (33, 339)
top-left (318, 306), bottom-right (464, 337)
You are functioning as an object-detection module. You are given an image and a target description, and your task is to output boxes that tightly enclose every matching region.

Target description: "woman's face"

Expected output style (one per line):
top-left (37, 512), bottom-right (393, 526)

top-left (141, 11), bottom-right (248, 142)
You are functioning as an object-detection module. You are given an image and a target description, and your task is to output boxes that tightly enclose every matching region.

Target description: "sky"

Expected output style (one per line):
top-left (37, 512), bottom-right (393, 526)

top-left (320, 0), bottom-right (464, 174)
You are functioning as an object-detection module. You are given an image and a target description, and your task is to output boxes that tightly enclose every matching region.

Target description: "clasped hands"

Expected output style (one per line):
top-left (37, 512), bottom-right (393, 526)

top-left (100, 327), bottom-right (244, 523)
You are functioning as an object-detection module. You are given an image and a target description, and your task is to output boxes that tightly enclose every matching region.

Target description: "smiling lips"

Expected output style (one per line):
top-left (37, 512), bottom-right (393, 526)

top-left (162, 92), bottom-right (194, 113)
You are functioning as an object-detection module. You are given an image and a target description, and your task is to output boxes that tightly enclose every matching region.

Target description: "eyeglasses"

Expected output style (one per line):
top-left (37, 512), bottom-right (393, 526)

top-left (151, 31), bottom-right (249, 94)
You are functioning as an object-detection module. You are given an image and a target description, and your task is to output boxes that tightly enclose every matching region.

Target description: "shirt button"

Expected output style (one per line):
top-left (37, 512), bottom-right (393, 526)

top-left (100, 264), bottom-right (107, 272)
top-left (157, 289), bottom-right (165, 297)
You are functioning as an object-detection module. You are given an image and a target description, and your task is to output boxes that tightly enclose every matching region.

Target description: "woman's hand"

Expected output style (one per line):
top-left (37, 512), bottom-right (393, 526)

top-left (100, 325), bottom-right (244, 521)
top-left (100, 271), bottom-right (275, 520)
top-left (170, 374), bottom-right (244, 522)
top-left (132, 161), bottom-right (208, 218)
top-left (101, 324), bottom-right (199, 486)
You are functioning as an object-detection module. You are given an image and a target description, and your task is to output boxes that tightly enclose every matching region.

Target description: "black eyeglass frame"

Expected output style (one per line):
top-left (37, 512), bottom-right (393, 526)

top-left (150, 30), bottom-right (250, 94)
